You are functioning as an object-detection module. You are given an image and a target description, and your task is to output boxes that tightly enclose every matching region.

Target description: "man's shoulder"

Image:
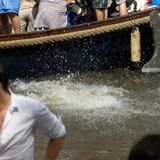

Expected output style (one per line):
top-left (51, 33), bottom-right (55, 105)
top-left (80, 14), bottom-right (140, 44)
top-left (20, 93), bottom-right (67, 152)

top-left (13, 93), bottom-right (40, 108)
top-left (11, 93), bottom-right (45, 115)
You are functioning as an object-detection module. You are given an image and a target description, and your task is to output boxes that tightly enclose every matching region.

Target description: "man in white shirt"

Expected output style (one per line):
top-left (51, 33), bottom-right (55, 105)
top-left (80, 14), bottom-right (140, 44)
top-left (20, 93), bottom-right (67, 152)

top-left (0, 66), bottom-right (66, 160)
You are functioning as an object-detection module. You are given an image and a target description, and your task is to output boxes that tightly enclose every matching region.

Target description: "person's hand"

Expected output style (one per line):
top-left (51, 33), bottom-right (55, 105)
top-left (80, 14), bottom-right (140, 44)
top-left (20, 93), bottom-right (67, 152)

top-left (21, 1), bottom-right (36, 9)
top-left (65, 0), bottom-right (72, 5)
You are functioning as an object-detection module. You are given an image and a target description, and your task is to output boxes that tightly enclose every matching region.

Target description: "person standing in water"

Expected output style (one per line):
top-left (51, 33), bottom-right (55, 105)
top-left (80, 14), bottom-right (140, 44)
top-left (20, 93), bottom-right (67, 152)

top-left (0, 65), bottom-right (66, 160)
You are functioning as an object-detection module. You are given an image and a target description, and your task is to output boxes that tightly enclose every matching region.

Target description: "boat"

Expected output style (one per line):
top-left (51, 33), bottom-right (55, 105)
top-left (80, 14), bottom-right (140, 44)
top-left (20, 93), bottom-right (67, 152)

top-left (0, 7), bottom-right (159, 79)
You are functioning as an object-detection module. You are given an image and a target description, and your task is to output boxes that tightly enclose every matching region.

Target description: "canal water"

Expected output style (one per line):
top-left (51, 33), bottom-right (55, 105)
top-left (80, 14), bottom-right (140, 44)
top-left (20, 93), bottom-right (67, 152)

top-left (11, 69), bottom-right (160, 160)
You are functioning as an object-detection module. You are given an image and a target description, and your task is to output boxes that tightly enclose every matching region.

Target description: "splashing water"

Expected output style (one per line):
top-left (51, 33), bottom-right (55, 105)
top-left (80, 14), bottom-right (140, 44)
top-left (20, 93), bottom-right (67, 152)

top-left (11, 79), bottom-right (129, 111)
top-left (11, 76), bottom-right (160, 118)
top-left (10, 72), bottom-right (160, 160)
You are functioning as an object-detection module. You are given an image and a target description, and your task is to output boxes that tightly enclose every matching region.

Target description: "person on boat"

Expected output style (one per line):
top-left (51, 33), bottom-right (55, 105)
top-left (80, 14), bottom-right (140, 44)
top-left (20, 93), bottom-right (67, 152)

top-left (34, 0), bottom-right (67, 30)
top-left (0, 0), bottom-right (21, 33)
top-left (127, 0), bottom-right (160, 12)
top-left (0, 66), bottom-right (66, 160)
top-left (116, 0), bottom-right (127, 16)
top-left (91, 0), bottom-right (108, 21)
top-left (147, 0), bottom-right (160, 8)
top-left (128, 134), bottom-right (160, 160)
top-left (0, 15), bottom-right (12, 33)
top-left (19, 0), bottom-right (38, 32)
top-left (66, 0), bottom-right (88, 26)
top-left (126, 0), bottom-right (146, 12)
top-left (92, 0), bottom-right (127, 21)
top-left (66, 0), bottom-right (95, 26)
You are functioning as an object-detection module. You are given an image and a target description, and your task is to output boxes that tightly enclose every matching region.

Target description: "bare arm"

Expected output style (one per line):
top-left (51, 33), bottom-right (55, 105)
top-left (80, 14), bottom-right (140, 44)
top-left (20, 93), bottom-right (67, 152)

top-left (44, 136), bottom-right (65, 160)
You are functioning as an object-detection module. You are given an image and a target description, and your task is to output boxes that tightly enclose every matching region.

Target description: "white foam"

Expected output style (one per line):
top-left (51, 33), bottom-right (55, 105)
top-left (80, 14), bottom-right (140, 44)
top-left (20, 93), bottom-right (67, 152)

top-left (11, 78), bottom-right (160, 125)
top-left (11, 79), bottom-right (129, 110)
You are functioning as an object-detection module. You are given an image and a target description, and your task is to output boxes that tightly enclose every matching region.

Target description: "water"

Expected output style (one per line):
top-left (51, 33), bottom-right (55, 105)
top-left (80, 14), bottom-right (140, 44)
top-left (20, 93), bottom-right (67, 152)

top-left (10, 69), bottom-right (160, 160)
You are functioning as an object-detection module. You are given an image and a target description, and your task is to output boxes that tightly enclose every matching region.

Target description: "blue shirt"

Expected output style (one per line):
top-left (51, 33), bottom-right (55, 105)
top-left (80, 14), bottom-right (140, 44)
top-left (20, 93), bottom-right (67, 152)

top-left (0, 0), bottom-right (21, 14)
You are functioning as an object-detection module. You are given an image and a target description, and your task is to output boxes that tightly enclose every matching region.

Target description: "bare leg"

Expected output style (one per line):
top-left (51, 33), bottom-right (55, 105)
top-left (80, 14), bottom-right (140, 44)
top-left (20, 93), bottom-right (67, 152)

top-left (0, 14), bottom-right (8, 34)
top-left (8, 14), bottom-right (21, 33)
top-left (104, 10), bottom-right (108, 20)
top-left (119, 2), bottom-right (127, 16)
top-left (95, 9), bottom-right (108, 21)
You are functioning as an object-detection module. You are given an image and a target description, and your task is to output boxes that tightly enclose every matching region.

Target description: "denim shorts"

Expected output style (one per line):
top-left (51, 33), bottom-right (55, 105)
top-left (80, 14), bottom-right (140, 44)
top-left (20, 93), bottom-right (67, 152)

top-left (92, 0), bottom-right (113, 9)
top-left (116, 0), bottom-right (126, 5)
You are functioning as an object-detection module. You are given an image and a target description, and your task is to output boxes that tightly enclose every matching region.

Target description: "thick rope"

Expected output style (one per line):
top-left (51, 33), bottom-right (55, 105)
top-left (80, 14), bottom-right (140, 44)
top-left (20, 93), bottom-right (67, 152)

top-left (0, 16), bottom-right (150, 49)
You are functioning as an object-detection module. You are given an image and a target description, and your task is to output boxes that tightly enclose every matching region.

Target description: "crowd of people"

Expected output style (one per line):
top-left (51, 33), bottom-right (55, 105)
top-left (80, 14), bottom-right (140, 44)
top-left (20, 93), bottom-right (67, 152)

top-left (0, 0), bottom-right (160, 34)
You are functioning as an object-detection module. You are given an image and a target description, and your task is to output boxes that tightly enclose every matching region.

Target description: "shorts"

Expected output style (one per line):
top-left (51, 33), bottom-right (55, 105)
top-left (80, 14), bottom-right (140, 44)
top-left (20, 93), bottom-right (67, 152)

top-left (92, 0), bottom-right (109, 9)
top-left (0, 0), bottom-right (21, 14)
top-left (116, 0), bottom-right (126, 5)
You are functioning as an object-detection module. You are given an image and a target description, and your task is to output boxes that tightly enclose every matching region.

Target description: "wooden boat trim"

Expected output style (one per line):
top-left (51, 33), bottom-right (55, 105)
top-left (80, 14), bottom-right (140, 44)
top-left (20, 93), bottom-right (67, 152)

top-left (0, 7), bottom-right (160, 49)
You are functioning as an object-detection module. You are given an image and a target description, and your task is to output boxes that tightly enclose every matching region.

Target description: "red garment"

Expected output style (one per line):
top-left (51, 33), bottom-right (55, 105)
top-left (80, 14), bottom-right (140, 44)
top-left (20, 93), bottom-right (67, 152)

top-left (147, 0), bottom-right (152, 4)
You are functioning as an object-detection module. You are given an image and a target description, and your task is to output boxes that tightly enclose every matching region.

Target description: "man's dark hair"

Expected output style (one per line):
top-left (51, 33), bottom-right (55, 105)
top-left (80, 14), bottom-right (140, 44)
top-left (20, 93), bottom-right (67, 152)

top-left (128, 134), bottom-right (160, 160)
top-left (0, 65), bottom-right (9, 91)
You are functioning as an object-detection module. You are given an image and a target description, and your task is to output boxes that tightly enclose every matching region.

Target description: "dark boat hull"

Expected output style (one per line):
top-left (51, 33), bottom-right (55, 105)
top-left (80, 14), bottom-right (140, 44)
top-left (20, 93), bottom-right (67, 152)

top-left (0, 24), bottom-right (153, 79)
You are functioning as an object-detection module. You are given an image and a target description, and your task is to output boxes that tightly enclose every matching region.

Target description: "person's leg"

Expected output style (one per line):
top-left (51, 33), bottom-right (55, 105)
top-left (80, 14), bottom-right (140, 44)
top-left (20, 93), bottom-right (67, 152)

top-left (104, 9), bottom-right (108, 19)
top-left (0, 14), bottom-right (8, 34)
top-left (19, 9), bottom-right (28, 33)
top-left (119, 2), bottom-right (127, 16)
top-left (28, 6), bottom-right (38, 32)
top-left (8, 13), bottom-right (21, 33)
top-left (95, 9), bottom-right (108, 21)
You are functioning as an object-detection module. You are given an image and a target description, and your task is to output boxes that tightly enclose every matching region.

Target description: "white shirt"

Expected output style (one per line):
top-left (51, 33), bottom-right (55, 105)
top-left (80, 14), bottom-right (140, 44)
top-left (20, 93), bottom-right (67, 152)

top-left (0, 93), bottom-right (66, 160)
top-left (128, 0), bottom-right (147, 12)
